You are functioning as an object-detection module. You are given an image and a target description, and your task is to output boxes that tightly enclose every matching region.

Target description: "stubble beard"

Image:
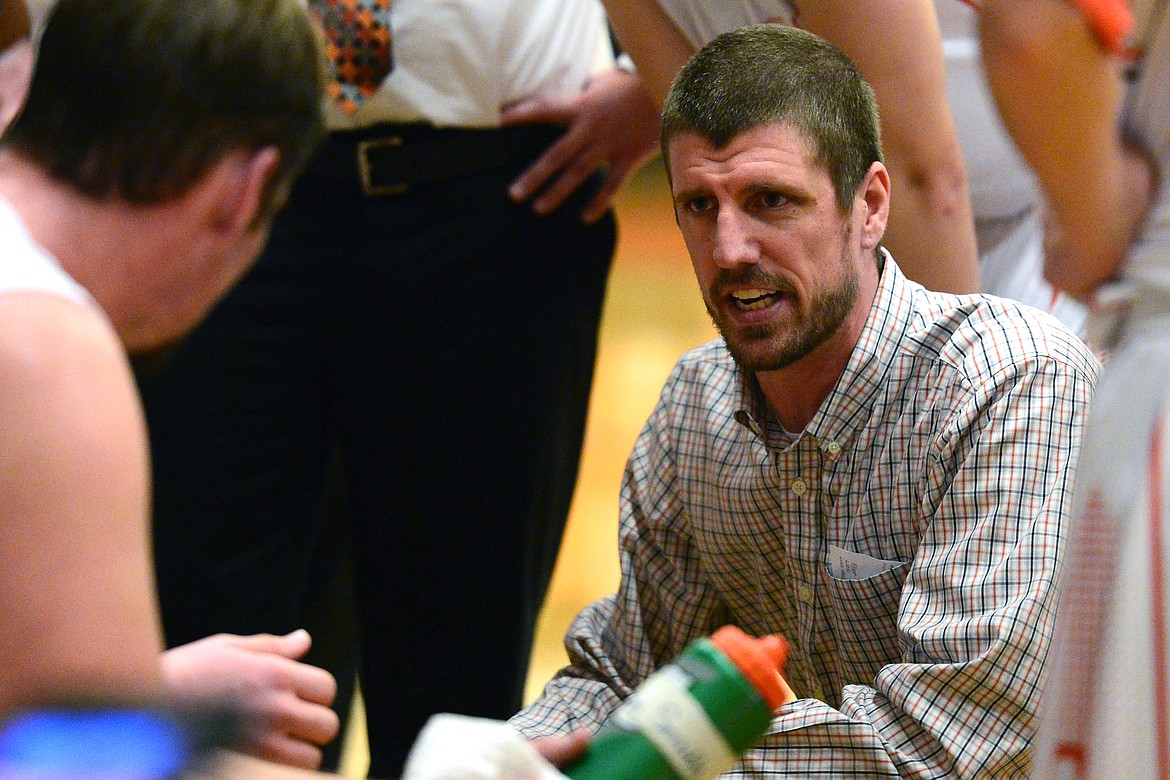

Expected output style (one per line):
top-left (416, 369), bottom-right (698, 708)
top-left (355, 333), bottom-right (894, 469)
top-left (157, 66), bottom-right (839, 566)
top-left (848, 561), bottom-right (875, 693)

top-left (710, 238), bottom-right (860, 374)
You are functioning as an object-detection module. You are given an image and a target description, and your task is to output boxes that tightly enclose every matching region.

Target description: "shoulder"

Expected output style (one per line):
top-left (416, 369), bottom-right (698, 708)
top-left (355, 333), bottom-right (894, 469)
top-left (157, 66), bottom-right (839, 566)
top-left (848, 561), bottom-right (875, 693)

top-left (904, 288), bottom-right (1101, 389)
top-left (665, 339), bottom-right (742, 404)
top-left (0, 290), bottom-right (127, 394)
top-left (0, 197), bottom-right (91, 305)
top-left (0, 294), bottom-right (161, 711)
top-left (0, 291), bottom-right (147, 513)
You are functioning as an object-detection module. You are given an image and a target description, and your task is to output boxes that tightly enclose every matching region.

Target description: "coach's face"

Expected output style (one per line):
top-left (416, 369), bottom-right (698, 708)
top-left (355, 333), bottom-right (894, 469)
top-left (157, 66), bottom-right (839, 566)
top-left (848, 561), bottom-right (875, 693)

top-left (668, 122), bottom-right (887, 375)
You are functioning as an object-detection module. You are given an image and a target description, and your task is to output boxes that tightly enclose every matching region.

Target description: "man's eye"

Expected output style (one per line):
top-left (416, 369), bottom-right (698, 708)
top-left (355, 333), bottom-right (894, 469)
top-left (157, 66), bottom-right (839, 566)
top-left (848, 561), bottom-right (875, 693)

top-left (686, 196), bottom-right (713, 213)
top-left (760, 191), bottom-right (787, 208)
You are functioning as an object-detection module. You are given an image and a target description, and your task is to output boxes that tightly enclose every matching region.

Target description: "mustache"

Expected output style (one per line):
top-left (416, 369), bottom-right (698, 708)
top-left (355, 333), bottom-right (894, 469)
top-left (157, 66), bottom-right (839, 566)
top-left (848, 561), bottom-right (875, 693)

top-left (710, 267), bottom-right (797, 298)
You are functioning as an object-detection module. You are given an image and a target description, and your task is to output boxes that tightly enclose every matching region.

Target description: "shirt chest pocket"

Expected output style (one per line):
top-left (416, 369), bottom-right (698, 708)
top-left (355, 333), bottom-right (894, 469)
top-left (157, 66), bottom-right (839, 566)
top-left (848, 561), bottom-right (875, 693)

top-left (821, 548), bottom-right (910, 683)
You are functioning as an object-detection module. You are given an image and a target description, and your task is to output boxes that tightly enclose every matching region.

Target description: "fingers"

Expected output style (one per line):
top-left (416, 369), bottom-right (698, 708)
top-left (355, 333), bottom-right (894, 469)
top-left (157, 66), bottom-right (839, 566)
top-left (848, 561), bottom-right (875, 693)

top-left (247, 656), bottom-right (338, 745)
top-left (508, 132), bottom-right (595, 213)
top-left (234, 629), bottom-right (314, 659)
top-left (580, 158), bottom-right (639, 224)
top-left (246, 731), bottom-right (326, 771)
top-left (504, 94), bottom-right (604, 216)
top-left (526, 159), bottom-right (602, 217)
top-left (262, 693), bottom-right (341, 746)
top-left (529, 730), bottom-right (590, 767)
top-left (280, 654), bottom-right (337, 707)
top-left (505, 66), bottom-right (659, 221)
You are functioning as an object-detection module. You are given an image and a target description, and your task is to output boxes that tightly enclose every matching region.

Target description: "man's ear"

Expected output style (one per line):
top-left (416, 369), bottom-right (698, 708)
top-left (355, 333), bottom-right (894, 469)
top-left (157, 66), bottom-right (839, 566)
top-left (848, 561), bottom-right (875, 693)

top-left (856, 161), bottom-right (890, 251)
top-left (0, 40), bottom-right (33, 132)
top-left (203, 146), bottom-right (281, 237)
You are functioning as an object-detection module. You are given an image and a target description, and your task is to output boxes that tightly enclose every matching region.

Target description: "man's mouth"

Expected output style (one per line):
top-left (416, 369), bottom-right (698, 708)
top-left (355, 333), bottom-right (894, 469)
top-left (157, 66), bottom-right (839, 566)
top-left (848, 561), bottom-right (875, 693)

top-left (731, 288), bottom-right (782, 310)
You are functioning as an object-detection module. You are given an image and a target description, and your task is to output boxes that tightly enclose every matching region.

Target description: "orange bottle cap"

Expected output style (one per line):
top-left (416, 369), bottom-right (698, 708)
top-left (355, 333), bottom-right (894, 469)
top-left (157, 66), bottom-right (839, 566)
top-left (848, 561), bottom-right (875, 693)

top-left (709, 625), bottom-right (791, 711)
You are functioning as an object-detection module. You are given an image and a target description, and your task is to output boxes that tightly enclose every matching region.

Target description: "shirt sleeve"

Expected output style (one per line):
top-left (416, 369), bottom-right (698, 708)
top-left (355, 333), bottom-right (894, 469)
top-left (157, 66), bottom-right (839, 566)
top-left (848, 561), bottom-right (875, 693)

top-left (734, 352), bottom-right (1098, 778)
top-left (510, 367), bottom-right (728, 737)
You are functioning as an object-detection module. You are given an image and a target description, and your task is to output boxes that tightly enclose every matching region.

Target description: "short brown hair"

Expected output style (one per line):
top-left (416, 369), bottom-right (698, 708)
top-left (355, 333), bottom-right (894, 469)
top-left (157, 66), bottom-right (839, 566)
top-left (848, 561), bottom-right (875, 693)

top-left (662, 24), bottom-right (883, 213)
top-left (5, 0), bottom-right (326, 220)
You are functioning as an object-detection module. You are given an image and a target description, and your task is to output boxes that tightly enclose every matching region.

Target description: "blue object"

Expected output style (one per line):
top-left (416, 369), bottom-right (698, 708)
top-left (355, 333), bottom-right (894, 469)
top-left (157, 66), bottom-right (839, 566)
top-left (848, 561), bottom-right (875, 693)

top-left (0, 708), bottom-right (195, 779)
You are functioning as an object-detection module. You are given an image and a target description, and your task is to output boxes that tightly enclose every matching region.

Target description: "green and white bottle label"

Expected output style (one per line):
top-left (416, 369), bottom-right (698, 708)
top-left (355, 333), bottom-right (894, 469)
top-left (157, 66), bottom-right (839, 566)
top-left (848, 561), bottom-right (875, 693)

top-left (611, 665), bottom-right (736, 780)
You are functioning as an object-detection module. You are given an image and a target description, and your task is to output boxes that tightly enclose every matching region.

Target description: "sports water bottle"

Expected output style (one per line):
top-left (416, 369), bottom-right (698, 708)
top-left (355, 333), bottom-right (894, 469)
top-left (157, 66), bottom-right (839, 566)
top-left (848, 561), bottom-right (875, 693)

top-left (563, 625), bottom-right (791, 780)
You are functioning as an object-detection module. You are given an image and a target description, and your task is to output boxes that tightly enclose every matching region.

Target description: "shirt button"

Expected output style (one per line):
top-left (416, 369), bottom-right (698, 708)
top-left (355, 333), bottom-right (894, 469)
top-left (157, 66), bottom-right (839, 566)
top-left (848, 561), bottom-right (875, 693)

top-left (791, 478), bottom-right (807, 495)
top-left (824, 441), bottom-right (841, 456)
top-left (797, 584), bottom-right (814, 603)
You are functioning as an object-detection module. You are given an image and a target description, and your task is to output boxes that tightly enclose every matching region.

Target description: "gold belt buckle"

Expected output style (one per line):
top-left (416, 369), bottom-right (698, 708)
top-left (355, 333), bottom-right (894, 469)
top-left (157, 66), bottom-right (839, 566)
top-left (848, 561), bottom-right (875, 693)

top-left (356, 136), bottom-right (408, 196)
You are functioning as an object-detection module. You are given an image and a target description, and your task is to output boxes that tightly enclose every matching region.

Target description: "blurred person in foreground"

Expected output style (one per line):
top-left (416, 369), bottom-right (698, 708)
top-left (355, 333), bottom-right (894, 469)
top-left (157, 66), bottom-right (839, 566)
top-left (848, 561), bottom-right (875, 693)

top-left (0, 0), bottom-right (341, 770)
top-left (981, 0), bottom-right (1169, 775)
top-left (515, 24), bottom-right (1099, 777)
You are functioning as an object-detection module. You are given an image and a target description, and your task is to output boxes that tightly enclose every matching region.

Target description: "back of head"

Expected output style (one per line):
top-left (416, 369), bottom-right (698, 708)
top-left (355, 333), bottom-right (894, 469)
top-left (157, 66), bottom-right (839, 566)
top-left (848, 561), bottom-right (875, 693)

top-left (662, 24), bottom-right (882, 212)
top-left (3, 0), bottom-right (326, 219)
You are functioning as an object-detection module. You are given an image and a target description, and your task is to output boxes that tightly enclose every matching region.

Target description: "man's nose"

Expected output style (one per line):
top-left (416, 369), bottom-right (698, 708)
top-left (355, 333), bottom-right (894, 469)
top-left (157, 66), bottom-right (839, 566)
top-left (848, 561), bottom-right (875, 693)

top-left (712, 209), bottom-right (760, 269)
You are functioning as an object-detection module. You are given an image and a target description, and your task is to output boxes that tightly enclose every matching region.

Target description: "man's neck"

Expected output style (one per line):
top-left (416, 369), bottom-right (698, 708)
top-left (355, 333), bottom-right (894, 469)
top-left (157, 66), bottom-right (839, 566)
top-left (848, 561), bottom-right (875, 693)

top-left (752, 276), bottom-right (881, 433)
top-left (0, 150), bottom-right (172, 329)
top-left (754, 357), bottom-right (844, 434)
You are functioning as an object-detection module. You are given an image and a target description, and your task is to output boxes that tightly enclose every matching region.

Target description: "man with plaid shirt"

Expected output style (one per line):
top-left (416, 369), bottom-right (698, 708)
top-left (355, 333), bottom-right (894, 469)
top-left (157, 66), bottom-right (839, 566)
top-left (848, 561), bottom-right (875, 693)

top-left (512, 25), bottom-right (1099, 778)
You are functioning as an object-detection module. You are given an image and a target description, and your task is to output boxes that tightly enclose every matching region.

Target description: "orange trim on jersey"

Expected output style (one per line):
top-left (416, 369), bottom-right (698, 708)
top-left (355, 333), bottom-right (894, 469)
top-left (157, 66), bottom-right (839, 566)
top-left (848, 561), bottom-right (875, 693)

top-left (1148, 413), bottom-right (1170, 780)
top-left (1068, 0), bottom-right (1136, 55)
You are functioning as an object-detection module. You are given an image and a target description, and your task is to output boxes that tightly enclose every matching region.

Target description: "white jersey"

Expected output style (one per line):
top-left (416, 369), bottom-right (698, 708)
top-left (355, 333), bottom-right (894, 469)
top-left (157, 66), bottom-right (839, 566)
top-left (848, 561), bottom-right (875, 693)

top-left (654, 0), bottom-right (794, 48)
top-left (1032, 2), bottom-right (1170, 777)
top-left (0, 196), bottom-right (89, 306)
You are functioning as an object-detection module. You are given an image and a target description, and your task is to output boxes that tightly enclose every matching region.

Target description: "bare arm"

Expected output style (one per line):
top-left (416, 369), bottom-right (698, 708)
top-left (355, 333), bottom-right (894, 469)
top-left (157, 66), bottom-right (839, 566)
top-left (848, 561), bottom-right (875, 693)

top-left (0, 293), bottom-right (164, 713)
top-left (980, 0), bottom-right (1153, 299)
top-left (602, 0), bottom-right (695, 107)
top-left (797, 0), bottom-right (978, 293)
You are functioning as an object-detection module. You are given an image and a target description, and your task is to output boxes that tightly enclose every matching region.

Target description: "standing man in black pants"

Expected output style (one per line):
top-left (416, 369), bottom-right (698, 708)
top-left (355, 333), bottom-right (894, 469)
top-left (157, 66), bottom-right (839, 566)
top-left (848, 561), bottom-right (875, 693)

top-left (134, 0), bottom-right (661, 775)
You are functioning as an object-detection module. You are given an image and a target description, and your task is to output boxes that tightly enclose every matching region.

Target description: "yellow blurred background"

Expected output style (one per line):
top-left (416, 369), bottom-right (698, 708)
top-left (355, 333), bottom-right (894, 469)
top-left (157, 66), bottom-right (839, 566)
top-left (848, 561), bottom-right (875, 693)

top-left (340, 158), bottom-right (717, 776)
top-left (523, 158), bottom-right (716, 695)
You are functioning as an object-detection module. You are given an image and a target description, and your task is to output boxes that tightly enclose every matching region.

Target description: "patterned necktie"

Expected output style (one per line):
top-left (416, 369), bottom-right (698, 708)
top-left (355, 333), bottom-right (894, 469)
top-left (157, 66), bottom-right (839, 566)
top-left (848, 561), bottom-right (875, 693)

top-left (309, 0), bottom-right (393, 113)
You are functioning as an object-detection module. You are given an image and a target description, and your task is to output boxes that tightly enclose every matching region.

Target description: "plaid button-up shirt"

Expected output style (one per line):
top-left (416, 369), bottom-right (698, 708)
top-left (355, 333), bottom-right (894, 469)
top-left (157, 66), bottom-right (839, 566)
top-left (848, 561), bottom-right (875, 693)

top-left (512, 258), bottom-right (1100, 778)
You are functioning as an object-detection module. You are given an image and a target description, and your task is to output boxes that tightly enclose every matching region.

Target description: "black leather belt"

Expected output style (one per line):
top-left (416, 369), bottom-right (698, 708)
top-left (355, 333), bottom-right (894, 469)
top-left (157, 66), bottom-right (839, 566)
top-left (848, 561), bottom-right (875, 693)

top-left (306, 122), bottom-right (564, 197)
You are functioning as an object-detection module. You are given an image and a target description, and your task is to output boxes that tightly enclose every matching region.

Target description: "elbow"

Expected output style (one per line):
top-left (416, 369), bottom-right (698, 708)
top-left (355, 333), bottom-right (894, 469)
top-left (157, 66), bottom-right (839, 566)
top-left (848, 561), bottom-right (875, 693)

top-left (884, 147), bottom-right (972, 225)
top-left (1044, 261), bottom-right (1120, 302)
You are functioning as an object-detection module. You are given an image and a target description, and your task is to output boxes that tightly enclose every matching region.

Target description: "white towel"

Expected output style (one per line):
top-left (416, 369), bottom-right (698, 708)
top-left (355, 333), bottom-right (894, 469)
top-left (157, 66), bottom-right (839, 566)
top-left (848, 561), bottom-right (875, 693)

top-left (401, 714), bottom-right (570, 780)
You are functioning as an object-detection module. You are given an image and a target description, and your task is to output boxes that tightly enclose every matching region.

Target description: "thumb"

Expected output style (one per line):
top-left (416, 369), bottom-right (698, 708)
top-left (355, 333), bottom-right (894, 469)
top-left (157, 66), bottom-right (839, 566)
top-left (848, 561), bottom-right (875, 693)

top-left (275, 628), bottom-right (313, 659)
top-left (530, 730), bottom-right (591, 767)
top-left (229, 629), bottom-right (313, 659)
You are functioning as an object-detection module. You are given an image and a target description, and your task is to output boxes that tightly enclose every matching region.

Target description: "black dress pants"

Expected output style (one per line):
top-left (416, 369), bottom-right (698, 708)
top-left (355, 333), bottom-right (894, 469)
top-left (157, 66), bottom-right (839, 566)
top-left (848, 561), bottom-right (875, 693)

top-left (137, 124), bottom-right (616, 777)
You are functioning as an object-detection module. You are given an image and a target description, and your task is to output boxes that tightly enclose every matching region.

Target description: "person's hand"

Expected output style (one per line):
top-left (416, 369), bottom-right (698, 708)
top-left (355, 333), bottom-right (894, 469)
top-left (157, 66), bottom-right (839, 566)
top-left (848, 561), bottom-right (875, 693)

top-left (502, 67), bottom-right (661, 224)
top-left (527, 730), bottom-right (591, 768)
top-left (160, 630), bottom-right (340, 770)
